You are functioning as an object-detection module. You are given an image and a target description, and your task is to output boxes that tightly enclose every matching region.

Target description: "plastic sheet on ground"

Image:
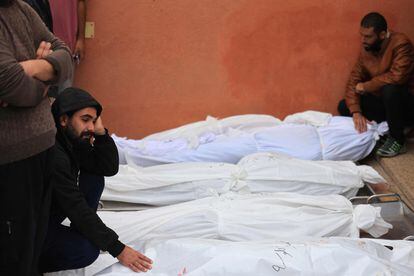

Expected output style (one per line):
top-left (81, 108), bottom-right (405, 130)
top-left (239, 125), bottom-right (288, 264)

top-left (102, 152), bottom-right (385, 205)
top-left (113, 112), bottom-right (388, 166)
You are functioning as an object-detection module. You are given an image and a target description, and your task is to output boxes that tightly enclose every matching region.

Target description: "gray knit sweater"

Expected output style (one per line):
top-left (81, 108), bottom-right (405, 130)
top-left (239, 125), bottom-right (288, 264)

top-left (0, 1), bottom-right (73, 165)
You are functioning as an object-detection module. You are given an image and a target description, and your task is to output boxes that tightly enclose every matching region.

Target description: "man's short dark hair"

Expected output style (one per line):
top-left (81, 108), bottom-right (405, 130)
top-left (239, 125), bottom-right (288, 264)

top-left (361, 12), bottom-right (387, 34)
top-left (0, 0), bottom-right (15, 7)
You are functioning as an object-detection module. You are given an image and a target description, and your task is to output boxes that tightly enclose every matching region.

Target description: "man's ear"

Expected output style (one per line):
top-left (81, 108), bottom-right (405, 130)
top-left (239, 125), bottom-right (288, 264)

top-left (379, 30), bottom-right (387, 40)
top-left (59, 114), bottom-right (69, 127)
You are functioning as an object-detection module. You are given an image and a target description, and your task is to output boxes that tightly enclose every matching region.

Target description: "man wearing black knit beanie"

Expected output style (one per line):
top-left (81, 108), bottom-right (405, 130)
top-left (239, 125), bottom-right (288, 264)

top-left (39, 87), bottom-right (152, 273)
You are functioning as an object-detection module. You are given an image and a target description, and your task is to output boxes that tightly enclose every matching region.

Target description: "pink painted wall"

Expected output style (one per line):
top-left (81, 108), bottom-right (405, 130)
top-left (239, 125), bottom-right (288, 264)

top-left (74, 0), bottom-right (414, 138)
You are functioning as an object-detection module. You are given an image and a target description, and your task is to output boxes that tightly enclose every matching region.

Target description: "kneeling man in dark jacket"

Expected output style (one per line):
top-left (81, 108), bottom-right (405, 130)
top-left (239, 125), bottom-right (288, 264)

top-left (39, 87), bottom-right (152, 273)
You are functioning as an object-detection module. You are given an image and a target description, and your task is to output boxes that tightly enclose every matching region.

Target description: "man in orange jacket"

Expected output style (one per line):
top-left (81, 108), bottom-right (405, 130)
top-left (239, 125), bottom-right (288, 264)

top-left (338, 12), bottom-right (414, 157)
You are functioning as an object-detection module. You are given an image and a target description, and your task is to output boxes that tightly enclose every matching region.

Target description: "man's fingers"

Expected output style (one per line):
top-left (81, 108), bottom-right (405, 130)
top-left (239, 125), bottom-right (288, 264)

top-left (363, 117), bottom-right (368, 132)
top-left (357, 122), bottom-right (363, 133)
top-left (129, 263), bottom-right (140, 273)
top-left (138, 253), bottom-right (153, 264)
top-left (36, 41), bottom-right (46, 59)
top-left (353, 117), bottom-right (361, 133)
top-left (353, 114), bottom-right (368, 133)
top-left (138, 259), bottom-right (152, 270)
top-left (356, 119), bottom-right (361, 132)
top-left (44, 42), bottom-right (52, 50)
top-left (360, 119), bottom-right (367, 133)
top-left (356, 119), bottom-right (365, 133)
top-left (134, 262), bottom-right (148, 272)
top-left (41, 42), bottom-right (52, 58)
top-left (134, 253), bottom-right (152, 270)
top-left (36, 42), bottom-right (52, 59)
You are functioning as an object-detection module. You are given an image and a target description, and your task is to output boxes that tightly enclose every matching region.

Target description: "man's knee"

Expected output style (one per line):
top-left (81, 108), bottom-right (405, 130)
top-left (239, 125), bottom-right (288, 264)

top-left (77, 240), bottom-right (100, 268)
top-left (40, 233), bottom-right (100, 272)
top-left (79, 173), bottom-right (105, 195)
top-left (381, 84), bottom-right (403, 101)
top-left (80, 172), bottom-right (104, 186)
top-left (337, 99), bottom-right (351, 116)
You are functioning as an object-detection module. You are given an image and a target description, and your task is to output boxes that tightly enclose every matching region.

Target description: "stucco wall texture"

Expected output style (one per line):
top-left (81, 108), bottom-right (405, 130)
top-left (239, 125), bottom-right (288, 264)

top-left (74, 0), bottom-right (414, 138)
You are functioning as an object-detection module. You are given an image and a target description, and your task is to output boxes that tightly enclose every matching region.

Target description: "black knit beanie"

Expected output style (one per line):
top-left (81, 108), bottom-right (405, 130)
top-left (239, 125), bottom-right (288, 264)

top-left (51, 87), bottom-right (102, 123)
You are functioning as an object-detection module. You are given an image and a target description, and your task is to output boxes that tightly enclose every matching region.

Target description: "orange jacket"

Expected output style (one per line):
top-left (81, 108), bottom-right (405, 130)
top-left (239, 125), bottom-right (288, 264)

top-left (345, 32), bottom-right (414, 113)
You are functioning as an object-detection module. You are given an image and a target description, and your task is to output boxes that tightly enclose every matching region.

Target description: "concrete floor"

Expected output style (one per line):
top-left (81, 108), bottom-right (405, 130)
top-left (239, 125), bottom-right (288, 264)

top-left (362, 141), bottom-right (414, 211)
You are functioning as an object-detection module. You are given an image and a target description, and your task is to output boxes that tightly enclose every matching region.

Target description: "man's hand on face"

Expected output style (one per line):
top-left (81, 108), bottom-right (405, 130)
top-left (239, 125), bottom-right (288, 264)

top-left (352, 112), bottom-right (370, 133)
top-left (355, 83), bottom-right (365, 95)
top-left (117, 246), bottom-right (153, 273)
top-left (94, 117), bottom-right (106, 135)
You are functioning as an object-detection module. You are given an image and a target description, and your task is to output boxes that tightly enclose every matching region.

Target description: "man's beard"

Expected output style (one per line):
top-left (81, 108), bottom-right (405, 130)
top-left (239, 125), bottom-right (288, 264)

top-left (65, 123), bottom-right (94, 148)
top-left (364, 37), bottom-right (384, 52)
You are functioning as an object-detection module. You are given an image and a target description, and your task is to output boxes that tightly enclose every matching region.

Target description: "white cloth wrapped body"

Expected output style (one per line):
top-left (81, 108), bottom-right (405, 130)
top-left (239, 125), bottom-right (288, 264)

top-left (46, 237), bottom-right (414, 276)
top-left (96, 238), bottom-right (414, 276)
top-left (143, 114), bottom-right (282, 145)
top-left (102, 152), bottom-right (385, 205)
top-left (114, 114), bottom-right (281, 164)
top-left (114, 114), bottom-right (388, 166)
top-left (52, 193), bottom-right (392, 276)
top-left (100, 193), bottom-right (391, 243)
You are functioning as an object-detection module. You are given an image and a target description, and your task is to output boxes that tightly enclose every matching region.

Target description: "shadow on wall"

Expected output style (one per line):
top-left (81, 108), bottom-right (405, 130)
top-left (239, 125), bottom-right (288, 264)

top-left (75, 0), bottom-right (413, 138)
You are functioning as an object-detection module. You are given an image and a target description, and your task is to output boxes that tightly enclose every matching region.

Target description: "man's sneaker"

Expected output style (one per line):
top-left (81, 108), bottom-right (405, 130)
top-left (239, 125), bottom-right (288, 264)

top-left (374, 135), bottom-right (388, 151)
top-left (376, 137), bottom-right (407, 157)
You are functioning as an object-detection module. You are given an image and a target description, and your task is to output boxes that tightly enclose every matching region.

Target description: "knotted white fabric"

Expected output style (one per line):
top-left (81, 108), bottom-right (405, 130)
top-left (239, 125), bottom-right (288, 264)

top-left (353, 205), bottom-right (393, 238)
top-left (102, 152), bottom-right (385, 205)
top-left (113, 112), bottom-right (389, 166)
top-left (318, 116), bottom-right (388, 160)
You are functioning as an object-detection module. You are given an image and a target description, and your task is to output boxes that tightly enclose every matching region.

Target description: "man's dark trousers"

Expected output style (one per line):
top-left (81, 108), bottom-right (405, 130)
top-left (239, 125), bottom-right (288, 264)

top-left (0, 147), bottom-right (55, 276)
top-left (338, 84), bottom-right (414, 143)
top-left (39, 173), bottom-right (104, 272)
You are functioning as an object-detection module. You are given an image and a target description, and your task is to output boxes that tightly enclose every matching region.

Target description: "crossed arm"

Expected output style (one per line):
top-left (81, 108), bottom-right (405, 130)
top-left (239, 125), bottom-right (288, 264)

top-left (0, 41), bottom-right (56, 107)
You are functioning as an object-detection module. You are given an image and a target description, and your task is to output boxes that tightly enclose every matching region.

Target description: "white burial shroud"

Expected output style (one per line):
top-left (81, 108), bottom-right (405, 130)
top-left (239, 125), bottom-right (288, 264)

top-left (102, 152), bottom-right (385, 205)
top-left (113, 111), bottom-right (388, 166)
top-left (95, 238), bottom-right (414, 276)
top-left (143, 114), bottom-right (282, 147)
top-left (51, 193), bottom-right (393, 276)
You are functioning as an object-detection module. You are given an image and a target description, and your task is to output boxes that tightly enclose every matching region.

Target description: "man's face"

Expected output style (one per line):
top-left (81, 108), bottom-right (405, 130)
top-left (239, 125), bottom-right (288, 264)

top-left (360, 27), bottom-right (386, 52)
top-left (60, 107), bottom-right (97, 144)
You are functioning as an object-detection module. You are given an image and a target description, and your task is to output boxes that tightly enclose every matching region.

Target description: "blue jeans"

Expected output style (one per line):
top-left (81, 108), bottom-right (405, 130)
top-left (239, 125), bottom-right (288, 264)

top-left (39, 173), bottom-right (104, 273)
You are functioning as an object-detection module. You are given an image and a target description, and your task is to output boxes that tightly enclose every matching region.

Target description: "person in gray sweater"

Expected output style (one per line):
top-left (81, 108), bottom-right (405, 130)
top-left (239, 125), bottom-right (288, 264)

top-left (0, 0), bottom-right (73, 275)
